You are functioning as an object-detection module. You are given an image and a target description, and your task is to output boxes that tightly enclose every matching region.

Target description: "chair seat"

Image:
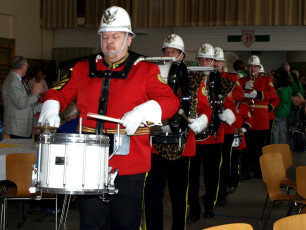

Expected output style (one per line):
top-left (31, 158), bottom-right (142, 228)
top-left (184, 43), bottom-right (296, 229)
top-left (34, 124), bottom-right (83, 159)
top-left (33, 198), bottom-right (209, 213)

top-left (281, 177), bottom-right (296, 189)
top-left (270, 193), bottom-right (304, 202)
top-left (0, 180), bottom-right (17, 196)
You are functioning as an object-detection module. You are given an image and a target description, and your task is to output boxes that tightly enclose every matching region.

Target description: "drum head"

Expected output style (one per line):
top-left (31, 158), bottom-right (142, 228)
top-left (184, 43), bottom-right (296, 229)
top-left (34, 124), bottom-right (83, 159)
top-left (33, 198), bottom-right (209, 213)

top-left (40, 133), bottom-right (110, 146)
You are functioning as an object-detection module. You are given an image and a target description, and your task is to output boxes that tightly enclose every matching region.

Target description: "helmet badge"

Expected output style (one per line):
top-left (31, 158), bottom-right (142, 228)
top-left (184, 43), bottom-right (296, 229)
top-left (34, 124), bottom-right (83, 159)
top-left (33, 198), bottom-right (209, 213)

top-left (165, 34), bottom-right (175, 43)
top-left (215, 49), bottom-right (221, 57)
top-left (250, 56), bottom-right (256, 62)
top-left (201, 45), bottom-right (208, 54)
top-left (103, 9), bottom-right (118, 25)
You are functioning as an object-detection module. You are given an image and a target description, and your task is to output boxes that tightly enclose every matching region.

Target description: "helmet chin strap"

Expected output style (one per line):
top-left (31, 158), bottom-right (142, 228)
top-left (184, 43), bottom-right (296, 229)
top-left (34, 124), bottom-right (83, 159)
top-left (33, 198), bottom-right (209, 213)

top-left (176, 52), bottom-right (184, 62)
top-left (101, 32), bottom-right (129, 56)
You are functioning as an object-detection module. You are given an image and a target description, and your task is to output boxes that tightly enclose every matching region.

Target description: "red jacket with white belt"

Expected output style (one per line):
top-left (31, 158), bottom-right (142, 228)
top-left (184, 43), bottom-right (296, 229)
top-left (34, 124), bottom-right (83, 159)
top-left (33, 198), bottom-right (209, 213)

top-left (44, 54), bottom-right (180, 175)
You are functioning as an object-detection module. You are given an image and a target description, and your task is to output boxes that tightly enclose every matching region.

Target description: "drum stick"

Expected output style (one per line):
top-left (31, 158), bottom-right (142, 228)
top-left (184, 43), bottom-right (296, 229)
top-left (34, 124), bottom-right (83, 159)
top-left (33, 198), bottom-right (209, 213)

top-left (87, 113), bottom-right (123, 124)
top-left (87, 112), bottom-right (148, 128)
top-left (178, 109), bottom-right (192, 124)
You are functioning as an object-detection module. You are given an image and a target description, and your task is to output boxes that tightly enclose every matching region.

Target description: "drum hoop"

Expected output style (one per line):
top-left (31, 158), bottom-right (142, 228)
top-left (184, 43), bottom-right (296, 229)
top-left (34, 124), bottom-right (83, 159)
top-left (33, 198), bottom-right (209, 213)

top-left (39, 187), bottom-right (106, 195)
top-left (39, 133), bottom-right (109, 146)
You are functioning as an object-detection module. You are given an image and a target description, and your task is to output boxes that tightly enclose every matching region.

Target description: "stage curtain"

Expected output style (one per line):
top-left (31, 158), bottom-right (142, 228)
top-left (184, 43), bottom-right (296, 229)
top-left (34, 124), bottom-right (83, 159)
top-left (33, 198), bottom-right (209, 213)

top-left (41, 0), bottom-right (77, 29)
top-left (42, 0), bottom-right (306, 28)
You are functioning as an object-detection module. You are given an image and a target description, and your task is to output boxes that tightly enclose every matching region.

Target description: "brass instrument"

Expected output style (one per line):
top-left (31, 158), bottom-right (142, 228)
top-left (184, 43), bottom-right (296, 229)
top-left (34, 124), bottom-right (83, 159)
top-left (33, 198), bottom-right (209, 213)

top-left (142, 57), bottom-right (191, 160)
top-left (249, 73), bottom-right (256, 105)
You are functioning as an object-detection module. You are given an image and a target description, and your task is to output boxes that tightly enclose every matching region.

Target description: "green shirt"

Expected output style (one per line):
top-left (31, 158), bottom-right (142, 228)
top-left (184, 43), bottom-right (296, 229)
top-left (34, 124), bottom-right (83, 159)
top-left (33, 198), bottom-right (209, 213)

top-left (274, 86), bottom-right (292, 118)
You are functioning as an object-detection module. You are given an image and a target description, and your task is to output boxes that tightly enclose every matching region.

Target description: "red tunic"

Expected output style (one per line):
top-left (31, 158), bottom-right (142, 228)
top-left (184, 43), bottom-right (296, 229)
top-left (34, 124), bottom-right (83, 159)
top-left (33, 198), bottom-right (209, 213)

top-left (44, 56), bottom-right (180, 175)
top-left (221, 71), bottom-right (244, 135)
top-left (197, 95), bottom-right (235, 145)
top-left (233, 102), bottom-right (253, 150)
top-left (239, 74), bottom-right (277, 130)
top-left (268, 84), bottom-right (280, 120)
top-left (151, 78), bottom-right (212, 157)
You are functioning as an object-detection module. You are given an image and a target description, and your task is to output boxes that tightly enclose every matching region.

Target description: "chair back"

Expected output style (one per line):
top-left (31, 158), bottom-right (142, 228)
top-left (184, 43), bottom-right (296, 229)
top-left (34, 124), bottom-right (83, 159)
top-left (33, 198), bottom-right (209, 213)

top-left (202, 223), bottom-right (253, 230)
top-left (296, 166), bottom-right (306, 199)
top-left (259, 152), bottom-right (286, 201)
top-left (273, 213), bottom-right (306, 230)
top-left (262, 144), bottom-right (292, 172)
top-left (6, 153), bottom-right (38, 197)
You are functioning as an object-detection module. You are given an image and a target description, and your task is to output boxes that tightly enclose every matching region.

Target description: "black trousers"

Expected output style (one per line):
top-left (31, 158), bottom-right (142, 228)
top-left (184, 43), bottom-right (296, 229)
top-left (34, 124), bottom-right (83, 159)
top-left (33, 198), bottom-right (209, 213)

top-left (145, 154), bottom-right (190, 230)
top-left (229, 148), bottom-right (242, 188)
top-left (188, 143), bottom-right (222, 213)
top-left (218, 134), bottom-right (234, 200)
top-left (78, 173), bottom-right (146, 230)
top-left (244, 130), bottom-right (268, 178)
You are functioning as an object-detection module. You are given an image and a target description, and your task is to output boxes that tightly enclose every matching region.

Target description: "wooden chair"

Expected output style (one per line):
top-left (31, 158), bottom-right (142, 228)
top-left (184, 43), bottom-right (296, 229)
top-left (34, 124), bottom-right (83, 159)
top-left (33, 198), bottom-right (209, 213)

top-left (262, 144), bottom-right (296, 190)
top-left (202, 223), bottom-right (253, 230)
top-left (273, 213), bottom-right (306, 230)
top-left (296, 166), bottom-right (306, 213)
top-left (0, 153), bottom-right (58, 230)
top-left (260, 144), bottom-right (297, 224)
top-left (259, 152), bottom-right (304, 230)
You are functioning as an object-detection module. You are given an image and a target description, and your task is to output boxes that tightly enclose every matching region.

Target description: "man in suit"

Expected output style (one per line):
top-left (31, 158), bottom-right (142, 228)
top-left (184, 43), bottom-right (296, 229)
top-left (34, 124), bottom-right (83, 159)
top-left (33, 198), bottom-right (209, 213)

top-left (2, 56), bottom-right (42, 138)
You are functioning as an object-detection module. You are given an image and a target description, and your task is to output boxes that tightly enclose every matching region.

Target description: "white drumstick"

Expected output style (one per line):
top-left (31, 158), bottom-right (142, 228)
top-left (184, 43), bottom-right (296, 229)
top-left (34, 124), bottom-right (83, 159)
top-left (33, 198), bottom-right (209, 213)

top-left (178, 109), bottom-right (192, 124)
top-left (87, 112), bottom-right (149, 128)
top-left (87, 113), bottom-right (123, 124)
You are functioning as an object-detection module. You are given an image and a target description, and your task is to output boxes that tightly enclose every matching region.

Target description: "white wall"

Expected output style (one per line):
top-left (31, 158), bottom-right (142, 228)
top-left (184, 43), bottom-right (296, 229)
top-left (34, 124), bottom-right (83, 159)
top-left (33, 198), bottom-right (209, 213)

top-left (0, 0), bottom-right (53, 59)
top-left (53, 26), bottom-right (306, 73)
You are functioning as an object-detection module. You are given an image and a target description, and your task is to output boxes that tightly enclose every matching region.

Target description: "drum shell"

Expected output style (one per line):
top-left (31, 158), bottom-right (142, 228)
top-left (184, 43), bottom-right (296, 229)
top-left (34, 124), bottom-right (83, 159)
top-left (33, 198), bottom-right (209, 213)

top-left (38, 133), bottom-right (110, 195)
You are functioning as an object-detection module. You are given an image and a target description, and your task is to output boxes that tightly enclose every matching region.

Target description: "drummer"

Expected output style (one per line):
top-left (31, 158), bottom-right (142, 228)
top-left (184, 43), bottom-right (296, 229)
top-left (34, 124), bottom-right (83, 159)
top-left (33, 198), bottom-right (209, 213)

top-left (38, 6), bottom-right (179, 230)
top-left (144, 34), bottom-right (212, 230)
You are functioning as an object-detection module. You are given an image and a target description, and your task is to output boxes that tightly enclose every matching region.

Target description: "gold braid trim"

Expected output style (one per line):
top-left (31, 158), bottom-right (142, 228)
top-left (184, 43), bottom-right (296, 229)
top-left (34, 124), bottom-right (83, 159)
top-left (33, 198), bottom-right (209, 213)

top-left (79, 125), bottom-right (150, 135)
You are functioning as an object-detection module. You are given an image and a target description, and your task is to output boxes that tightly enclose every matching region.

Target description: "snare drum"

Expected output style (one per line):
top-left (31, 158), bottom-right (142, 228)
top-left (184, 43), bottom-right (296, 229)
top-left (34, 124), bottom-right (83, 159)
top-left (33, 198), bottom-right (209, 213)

top-left (37, 133), bottom-right (110, 194)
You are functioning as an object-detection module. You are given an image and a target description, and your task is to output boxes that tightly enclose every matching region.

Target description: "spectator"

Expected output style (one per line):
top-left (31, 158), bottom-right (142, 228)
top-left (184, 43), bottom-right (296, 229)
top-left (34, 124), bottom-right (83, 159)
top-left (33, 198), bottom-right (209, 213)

top-left (27, 69), bottom-right (49, 115)
top-left (2, 56), bottom-right (42, 139)
top-left (57, 100), bottom-right (79, 133)
top-left (272, 68), bottom-right (292, 144)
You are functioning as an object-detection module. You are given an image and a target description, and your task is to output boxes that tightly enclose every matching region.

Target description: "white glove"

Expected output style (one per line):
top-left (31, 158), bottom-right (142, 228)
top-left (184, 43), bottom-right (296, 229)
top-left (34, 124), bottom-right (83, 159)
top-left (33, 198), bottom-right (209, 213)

top-left (240, 127), bottom-right (247, 133)
top-left (244, 90), bottom-right (257, 99)
top-left (122, 100), bottom-right (162, 135)
top-left (188, 114), bottom-right (208, 134)
top-left (38, 100), bottom-right (61, 127)
top-left (218, 109), bottom-right (236, 125)
top-left (245, 80), bottom-right (254, 90)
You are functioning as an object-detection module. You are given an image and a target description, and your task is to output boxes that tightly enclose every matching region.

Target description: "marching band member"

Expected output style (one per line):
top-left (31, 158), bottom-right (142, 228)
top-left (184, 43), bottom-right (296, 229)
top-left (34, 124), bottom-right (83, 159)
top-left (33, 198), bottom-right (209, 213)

top-left (38, 6), bottom-right (179, 230)
top-left (239, 55), bottom-right (278, 179)
top-left (229, 101), bottom-right (253, 192)
top-left (145, 34), bottom-right (212, 230)
top-left (187, 44), bottom-right (236, 222)
top-left (213, 47), bottom-right (244, 206)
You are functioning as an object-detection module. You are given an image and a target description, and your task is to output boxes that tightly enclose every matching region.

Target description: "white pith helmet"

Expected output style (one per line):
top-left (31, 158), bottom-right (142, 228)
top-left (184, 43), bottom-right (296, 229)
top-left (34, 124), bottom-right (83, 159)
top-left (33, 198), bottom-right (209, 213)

top-left (197, 44), bottom-right (215, 60)
top-left (224, 52), bottom-right (239, 73)
top-left (161, 34), bottom-right (185, 54)
top-left (247, 55), bottom-right (261, 66)
top-left (214, 47), bottom-right (225, 61)
top-left (98, 6), bottom-right (135, 38)
top-left (259, 64), bottom-right (265, 73)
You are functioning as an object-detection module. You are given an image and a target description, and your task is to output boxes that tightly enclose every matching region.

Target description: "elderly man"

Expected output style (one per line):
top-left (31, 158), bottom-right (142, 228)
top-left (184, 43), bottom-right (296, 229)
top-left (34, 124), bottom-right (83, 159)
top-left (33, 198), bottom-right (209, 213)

top-left (2, 56), bottom-right (42, 138)
top-left (38, 6), bottom-right (179, 230)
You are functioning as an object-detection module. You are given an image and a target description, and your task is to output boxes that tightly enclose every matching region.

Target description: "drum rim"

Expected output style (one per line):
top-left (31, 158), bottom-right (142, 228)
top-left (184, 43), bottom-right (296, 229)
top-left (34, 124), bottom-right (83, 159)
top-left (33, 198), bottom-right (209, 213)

top-left (38, 133), bottom-right (110, 145)
top-left (39, 187), bottom-right (106, 195)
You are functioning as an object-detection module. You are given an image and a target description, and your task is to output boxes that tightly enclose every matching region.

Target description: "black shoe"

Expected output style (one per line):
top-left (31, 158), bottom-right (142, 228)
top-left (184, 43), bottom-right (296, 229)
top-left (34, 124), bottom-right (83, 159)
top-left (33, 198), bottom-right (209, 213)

top-left (203, 209), bottom-right (215, 218)
top-left (239, 173), bottom-right (250, 180)
top-left (186, 212), bottom-right (200, 223)
top-left (216, 198), bottom-right (227, 206)
top-left (225, 186), bottom-right (236, 194)
top-left (254, 173), bottom-right (263, 179)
